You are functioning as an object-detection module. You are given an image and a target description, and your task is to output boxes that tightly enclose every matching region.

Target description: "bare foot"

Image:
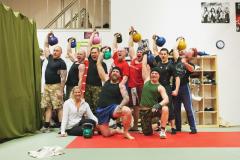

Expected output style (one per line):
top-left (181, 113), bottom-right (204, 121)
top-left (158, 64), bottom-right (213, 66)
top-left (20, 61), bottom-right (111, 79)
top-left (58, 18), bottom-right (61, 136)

top-left (124, 132), bottom-right (135, 140)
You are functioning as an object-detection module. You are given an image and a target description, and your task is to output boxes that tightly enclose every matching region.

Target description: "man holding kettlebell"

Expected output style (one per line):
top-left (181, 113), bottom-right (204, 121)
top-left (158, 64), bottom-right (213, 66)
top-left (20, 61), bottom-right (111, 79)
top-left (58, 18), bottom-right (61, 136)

top-left (140, 52), bottom-right (169, 138)
top-left (40, 32), bottom-right (67, 133)
top-left (84, 30), bottom-right (108, 115)
top-left (65, 38), bottom-right (87, 100)
top-left (96, 51), bottom-right (134, 140)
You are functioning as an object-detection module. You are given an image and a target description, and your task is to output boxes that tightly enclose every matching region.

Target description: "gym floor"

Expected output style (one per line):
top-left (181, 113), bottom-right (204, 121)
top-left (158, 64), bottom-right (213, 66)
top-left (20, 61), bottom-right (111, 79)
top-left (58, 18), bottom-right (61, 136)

top-left (0, 126), bottom-right (240, 160)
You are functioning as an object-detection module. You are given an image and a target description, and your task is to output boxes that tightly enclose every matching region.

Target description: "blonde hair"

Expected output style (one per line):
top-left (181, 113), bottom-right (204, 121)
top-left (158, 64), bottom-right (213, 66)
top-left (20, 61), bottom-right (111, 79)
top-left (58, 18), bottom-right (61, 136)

top-left (70, 86), bottom-right (82, 100)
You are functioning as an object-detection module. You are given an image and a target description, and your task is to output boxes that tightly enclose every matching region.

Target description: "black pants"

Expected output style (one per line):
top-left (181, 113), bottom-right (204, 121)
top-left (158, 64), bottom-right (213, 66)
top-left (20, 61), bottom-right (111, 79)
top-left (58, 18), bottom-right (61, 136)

top-left (66, 119), bottom-right (96, 136)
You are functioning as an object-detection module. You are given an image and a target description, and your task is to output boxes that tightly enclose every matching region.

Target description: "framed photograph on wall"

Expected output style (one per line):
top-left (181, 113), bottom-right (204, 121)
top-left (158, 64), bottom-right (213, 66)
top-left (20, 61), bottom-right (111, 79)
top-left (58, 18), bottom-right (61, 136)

top-left (236, 2), bottom-right (240, 32)
top-left (201, 2), bottom-right (230, 23)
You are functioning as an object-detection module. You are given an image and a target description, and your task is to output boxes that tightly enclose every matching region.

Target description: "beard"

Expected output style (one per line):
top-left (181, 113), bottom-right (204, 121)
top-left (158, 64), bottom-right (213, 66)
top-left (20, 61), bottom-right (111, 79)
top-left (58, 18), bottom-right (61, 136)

top-left (111, 74), bottom-right (119, 83)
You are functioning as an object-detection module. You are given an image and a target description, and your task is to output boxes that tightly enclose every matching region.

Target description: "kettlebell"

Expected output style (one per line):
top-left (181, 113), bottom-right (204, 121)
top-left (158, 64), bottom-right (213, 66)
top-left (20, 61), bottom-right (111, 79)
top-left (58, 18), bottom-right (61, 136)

top-left (82, 123), bottom-right (94, 138)
top-left (114, 33), bottom-right (122, 43)
top-left (177, 37), bottom-right (187, 51)
top-left (48, 33), bottom-right (58, 46)
top-left (101, 46), bottom-right (111, 60)
top-left (146, 50), bottom-right (155, 66)
top-left (132, 31), bottom-right (142, 43)
top-left (68, 37), bottom-right (77, 48)
top-left (92, 32), bottom-right (101, 45)
top-left (155, 36), bottom-right (166, 47)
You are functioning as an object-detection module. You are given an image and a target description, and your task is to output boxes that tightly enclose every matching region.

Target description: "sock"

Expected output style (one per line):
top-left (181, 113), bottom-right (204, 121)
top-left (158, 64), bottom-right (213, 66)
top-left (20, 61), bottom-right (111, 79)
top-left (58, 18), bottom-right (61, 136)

top-left (160, 127), bottom-right (165, 131)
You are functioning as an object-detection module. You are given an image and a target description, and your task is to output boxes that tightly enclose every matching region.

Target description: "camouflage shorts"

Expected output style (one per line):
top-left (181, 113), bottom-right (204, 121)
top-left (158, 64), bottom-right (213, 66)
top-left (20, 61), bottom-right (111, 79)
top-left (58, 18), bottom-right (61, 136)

top-left (41, 83), bottom-right (63, 109)
top-left (85, 84), bottom-right (102, 114)
top-left (140, 108), bottom-right (161, 136)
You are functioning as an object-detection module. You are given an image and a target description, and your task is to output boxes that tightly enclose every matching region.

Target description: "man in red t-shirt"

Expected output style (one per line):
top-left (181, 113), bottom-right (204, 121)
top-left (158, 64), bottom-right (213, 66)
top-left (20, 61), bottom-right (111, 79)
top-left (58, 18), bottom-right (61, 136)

top-left (127, 30), bottom-right (144, 131)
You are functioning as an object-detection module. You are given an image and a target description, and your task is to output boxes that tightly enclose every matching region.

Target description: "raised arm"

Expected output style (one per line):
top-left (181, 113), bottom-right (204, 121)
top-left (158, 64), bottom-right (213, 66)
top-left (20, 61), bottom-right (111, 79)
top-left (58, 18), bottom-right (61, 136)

top-left (182, 58), bottom-right (195, 72)
top-left (87, 30), bottom-right (96, 57)
top-left (43, 32), bottom-right (51, 58)
top-left (67, 38), bottom-right (76, 62)
top-left (142, 54), bottom-right (150, 82)
top-left (152, 35), bottom-right (159, 57)
top-left (128, 27), bottom-right (135, 59)
top-left (96, 52), bottom-right (109, 82)
top-left (112, 33), bottom-right (118, 51)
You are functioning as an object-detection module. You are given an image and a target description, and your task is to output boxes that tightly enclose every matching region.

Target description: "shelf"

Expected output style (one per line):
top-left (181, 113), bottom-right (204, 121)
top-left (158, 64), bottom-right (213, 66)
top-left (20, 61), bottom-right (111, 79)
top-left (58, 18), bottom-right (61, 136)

top-left (182, 56), bottom-right (218, 127)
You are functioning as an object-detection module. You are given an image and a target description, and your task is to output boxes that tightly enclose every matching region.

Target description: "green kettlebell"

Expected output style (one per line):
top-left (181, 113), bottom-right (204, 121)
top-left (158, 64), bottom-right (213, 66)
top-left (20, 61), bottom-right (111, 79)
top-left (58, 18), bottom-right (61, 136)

top-left (83, 123), bottom-right (94, 138)
top-left (104, 50), bottom-right (111, 60)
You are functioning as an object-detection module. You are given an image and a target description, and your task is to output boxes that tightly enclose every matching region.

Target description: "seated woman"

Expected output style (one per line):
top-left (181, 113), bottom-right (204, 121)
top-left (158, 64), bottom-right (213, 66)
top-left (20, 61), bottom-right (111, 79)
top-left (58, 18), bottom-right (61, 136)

top-left (60, 86), bottom-right (98, 137)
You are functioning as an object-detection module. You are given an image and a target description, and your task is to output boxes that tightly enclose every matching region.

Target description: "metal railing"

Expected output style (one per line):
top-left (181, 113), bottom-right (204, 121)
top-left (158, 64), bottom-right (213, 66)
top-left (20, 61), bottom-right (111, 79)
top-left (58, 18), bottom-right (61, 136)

top-left (44, 0), bottom-right (87, 29)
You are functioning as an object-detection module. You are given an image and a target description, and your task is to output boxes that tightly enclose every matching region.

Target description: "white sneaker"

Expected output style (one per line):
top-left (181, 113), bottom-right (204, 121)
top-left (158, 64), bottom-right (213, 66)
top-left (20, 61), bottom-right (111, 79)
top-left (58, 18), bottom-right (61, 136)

top-left (195, 65), bottom-right (201, 71)
top-left (159, 130), bottom-right (167, 139)
top-left (192, 93), bottom-right (202, 101)
top-left (40, 127), bottom-right (50, 133)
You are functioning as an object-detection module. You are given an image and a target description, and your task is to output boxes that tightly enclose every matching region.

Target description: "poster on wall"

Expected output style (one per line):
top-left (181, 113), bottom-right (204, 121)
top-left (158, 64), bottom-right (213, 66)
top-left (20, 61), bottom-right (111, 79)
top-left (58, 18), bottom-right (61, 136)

top-left (201, 2), bottom-right (230, 23)
top-left (236, 2), bottom-right (240, 32)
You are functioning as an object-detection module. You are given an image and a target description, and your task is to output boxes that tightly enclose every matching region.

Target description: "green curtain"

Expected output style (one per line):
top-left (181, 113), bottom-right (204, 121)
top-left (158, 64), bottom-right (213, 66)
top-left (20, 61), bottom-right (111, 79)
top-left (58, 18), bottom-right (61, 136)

top-left (0, 3), bottom-right (41, 139)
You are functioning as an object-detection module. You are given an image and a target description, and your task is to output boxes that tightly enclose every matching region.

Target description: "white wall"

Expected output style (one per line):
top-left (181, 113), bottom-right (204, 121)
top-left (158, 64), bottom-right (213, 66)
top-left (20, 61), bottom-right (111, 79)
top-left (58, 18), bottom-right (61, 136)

top-left (37, 0), bottom-right (240, 125)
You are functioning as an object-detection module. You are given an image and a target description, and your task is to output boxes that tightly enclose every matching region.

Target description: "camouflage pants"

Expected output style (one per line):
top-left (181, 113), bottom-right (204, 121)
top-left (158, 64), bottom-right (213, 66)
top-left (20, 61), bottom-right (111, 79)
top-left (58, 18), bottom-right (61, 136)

top-left (140, 108), bottom-right (161, 136)
top-left (85, 84), bottom-right (102, 115)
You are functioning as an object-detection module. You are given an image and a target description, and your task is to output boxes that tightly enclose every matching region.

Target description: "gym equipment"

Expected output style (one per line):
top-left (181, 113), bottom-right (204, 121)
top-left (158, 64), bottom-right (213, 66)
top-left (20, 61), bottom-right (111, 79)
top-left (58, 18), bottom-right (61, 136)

top-left (101, 46), bottom-right (111, 60)
top-left (67, 37), bottom-right (76, 48)
top-left (92, 32), bottom-right (101, 45)
top-left (82, 123), bottom-right (94, 138)
top-left (48, 33), bottom-right (58, 46)
top-left (145, 50), bottom-right (155, 66)
top-left (155, 36), bottom-right (166, 47)
top-left (114, 33), bottom-right (122, 43)
top-left (177, 37), bottom-right (187, 51)
top-left (132, 31), bottom-right (142, 43)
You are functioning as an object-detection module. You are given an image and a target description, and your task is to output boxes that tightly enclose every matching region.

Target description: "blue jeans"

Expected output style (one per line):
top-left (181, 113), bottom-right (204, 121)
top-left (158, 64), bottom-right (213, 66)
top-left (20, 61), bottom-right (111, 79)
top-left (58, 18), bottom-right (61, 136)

top-left (173, 84), bottom-right (197, 131)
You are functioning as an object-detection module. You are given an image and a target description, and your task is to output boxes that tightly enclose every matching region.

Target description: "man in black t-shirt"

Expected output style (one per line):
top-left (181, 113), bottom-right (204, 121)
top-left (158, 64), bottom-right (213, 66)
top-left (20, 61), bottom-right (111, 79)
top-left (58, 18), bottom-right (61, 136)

top-left (153, 46), bottom-right (180, 134)
top-left (96, 51), bottom-right (134, 140)
top-left (85, 31), bottom-right (108, 115)
top-left (40, 32), bottom-right (67, 133)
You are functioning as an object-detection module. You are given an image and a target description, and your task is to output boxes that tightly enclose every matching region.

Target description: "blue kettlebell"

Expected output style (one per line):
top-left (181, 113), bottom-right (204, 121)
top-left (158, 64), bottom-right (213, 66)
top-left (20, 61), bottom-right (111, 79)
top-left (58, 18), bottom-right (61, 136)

top-left (68, 37), bottom-right (77, 48)
top-left (101, 46), bottom-right (112, 60)
top-left (48, 33), bottom-right (58, 46)
top-left (82, 123), bottom-right (94, 138)
top-left (146, 50), bottom-right (155, 66)
top-left (155, 36), bottom-right (166, 47)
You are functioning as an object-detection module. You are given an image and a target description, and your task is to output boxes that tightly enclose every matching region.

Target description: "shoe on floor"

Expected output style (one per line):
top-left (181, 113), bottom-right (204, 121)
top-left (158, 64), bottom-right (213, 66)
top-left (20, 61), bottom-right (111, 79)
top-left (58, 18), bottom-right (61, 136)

top-left (189, 130), bottom-right (197, 134)
top-left (171, 128), bottom-right (177, 135)
top-left (40, 127), bottom-right (50, 133)
top-left (159, 130), bottom-right (167, 139)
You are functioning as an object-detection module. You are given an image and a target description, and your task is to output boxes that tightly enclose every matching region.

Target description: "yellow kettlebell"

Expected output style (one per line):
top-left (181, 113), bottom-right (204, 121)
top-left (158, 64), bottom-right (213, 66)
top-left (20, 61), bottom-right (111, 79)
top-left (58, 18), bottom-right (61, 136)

top-left (132, 31), bottom-right (142, 43)
top-left (177, 37), bottom-right (187, 51)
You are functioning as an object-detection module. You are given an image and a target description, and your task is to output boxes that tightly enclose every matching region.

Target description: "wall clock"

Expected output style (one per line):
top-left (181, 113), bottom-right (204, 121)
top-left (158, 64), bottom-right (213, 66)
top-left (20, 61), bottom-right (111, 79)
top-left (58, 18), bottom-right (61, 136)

top-left (216, 40), bottom-right (225, 49)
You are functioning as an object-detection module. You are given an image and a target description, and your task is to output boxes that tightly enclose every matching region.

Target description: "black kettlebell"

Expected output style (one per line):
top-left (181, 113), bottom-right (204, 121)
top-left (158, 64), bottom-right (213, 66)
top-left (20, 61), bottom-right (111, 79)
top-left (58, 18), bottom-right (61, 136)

top-left (67, 37), bottom-right (77, 48)
top-left (114, 33), bottom-right (122, 43)
top-left (82, 123), bottom-right (94, 138)
top-left (48, 33), bottom-right (58, 46)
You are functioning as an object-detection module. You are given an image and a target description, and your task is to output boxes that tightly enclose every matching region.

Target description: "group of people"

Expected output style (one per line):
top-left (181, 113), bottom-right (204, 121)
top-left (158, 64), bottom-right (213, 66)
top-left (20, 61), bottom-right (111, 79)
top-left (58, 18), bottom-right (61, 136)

top-left (40, 28), bottom-right (198, 140)
top-left (202, 6), bottom-right (230, 23)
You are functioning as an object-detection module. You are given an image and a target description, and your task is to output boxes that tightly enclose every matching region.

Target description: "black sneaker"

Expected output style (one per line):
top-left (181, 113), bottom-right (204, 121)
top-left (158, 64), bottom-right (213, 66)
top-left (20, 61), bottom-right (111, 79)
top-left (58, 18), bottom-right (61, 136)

top-left (175, 128), bottom-right (181, 132)
top-left (171, 128), bottom-right (177, 135)
top-left (189, 130), bottom-right (197, 134)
